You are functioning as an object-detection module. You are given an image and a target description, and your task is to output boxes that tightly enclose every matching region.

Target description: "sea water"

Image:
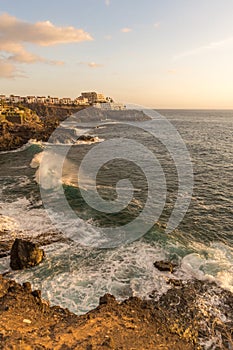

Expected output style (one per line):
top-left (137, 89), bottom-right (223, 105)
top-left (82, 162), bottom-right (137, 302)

top-left (0, 109), bottom-right (232, 316)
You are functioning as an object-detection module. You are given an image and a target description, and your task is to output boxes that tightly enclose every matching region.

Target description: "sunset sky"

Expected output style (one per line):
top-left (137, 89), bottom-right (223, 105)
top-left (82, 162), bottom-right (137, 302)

top-left (0, 0), bottom-right (233, 108)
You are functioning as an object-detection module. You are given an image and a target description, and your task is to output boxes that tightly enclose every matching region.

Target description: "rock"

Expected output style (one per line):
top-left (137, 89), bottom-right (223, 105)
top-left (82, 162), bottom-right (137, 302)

top-left (167, 279), bottom-right (183, 287)
top-left (0, 275), bottom-right (232, 349)
top-left (153, 261), bottom-right (177, 273)
top-left (78, 135), bottom-right (96, 142)
top-left (102, 336), bottom-right (115, 348)
top-left (32, 290), bottom-right (42, 299)
top-left (10, 239), bottom-right (44, 270)
top-left (23, 282), bottom-right (32, 293)
top-left (99, 294), bottom-right (117, 305)
top-left (23, 319), bottom-right (32, 324)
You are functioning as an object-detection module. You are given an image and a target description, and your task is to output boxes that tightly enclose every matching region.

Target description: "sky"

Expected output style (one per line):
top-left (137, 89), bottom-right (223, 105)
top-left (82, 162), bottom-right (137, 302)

top-left (0, 0), bottom-right (233, 108)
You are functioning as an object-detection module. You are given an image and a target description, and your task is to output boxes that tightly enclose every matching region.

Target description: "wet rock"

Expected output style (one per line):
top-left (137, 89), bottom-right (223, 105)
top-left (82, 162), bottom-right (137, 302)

top-left (167, 279), bottom-right (183, 287)
top-left (23, 282), bottom-right (32, 293)
top-left (78, 135), bottom-right (96, 142)
top-left (32, 290), bottom-right (42, 299)
top-left (10, 239), bottom-right (45, 270)
top-left (99, 294), bottom-right (117, 305)
top-left (153, 261), bottom-right (177, 273)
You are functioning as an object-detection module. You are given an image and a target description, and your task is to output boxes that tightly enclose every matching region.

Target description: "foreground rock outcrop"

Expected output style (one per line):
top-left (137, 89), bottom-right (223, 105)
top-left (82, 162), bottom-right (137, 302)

top-left (0, 275), bottom-right (232, 349)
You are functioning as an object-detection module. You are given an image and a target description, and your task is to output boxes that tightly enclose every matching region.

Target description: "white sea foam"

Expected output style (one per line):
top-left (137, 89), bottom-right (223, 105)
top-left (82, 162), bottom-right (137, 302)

top-left (0, 215), bottom-right (19, 232)
top-left (30, 152), bottom-right (43, 169)
top-left (0, 197), bottom-right (55, 238)
top-left (31, 151), bottom-right (73, 190)
top-left (4, 240), bottom-right (171, 314)
top-left (178, 241), bottom-right (233, 292)
top-left (1, 197), bottom-right (233, 316)
top-left (4, 235), bottom-right (233, 318)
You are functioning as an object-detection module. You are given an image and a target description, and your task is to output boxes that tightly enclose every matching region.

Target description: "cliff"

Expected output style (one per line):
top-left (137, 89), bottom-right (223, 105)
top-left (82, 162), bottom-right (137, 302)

top-left (22, 103), bottom-right (85, 121)
top-left (0, 104), bottom-right (86, 152)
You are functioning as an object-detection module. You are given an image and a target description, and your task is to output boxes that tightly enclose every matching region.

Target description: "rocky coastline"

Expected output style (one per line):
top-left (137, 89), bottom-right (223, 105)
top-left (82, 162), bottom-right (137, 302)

top-left (0, 104), bottom-right (85, 152)
top-left (0, 274), bottom-right (233, 349)
top-left (0, 239), bottom-right (233, 350)
top-left (1, 106), bottom-right (233, 348)
top-left (0, 103), bottom-right (152, 152)
top-left (0, 229), bottom-right (233, 349)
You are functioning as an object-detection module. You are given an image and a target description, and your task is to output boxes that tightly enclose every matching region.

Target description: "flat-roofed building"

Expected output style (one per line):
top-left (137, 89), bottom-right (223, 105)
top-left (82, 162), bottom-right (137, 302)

top-left (74, 96), bottom-right (89, 105)
top-left (0, 95), bottom-right (6, 101)
top-left (47, 97), bottom-right (60, 104)
top-left (60, 97), bottom-right (72, 105)
top-left (36, 96), bottom-right (47, 104)
top-left (26, 96), bottom-right (36, 104)
top-left (81, 92), bottom-right (106, 104)
top-left (9, 95), bottom-right (21, 104)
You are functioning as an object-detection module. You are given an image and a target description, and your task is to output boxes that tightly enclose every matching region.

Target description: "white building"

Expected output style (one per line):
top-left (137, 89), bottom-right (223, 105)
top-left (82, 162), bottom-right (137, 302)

top-left (36, 96), bottom-right (47, 104)
top-left (0, 95), bottom-right (6, 101)
top-left (74, 96), bottom-right (89, 105)
top-left (9, 95), bottom-right (22, 104)
top-left (60, 97), bottom-right (73, 105)
top-left (26, 96), bottom-right (36, 104)
top-left (81, 92), bottom-right (106, 104)
top-left (47, 97), bottom-right (60, 104)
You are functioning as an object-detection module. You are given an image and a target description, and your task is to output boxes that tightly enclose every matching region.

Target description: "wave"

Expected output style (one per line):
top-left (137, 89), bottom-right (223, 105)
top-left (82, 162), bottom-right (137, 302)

top-left (1, 197), bottom-right (233, 326)
top-left (1, 236), bottom-right (233, 316)
top-left (0, 139), bottom-right (44, 155)
top-left (0, 197), bottom-right (55, 238)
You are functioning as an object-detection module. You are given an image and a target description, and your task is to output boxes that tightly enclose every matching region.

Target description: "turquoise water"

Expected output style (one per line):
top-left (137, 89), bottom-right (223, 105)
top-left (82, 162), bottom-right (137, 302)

top-left (0, 109), bottom-right (233, 315)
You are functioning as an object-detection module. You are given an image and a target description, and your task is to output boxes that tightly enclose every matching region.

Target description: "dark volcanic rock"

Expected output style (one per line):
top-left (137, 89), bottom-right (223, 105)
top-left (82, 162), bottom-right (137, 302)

top-left (10, 239), bottom-right (45, 270)
top-left (78, 135), bottom-right (96, 142)
top-left (153, 260), bottom-right (177, 272)
top-left (99, 294), bottom-right (117, 305)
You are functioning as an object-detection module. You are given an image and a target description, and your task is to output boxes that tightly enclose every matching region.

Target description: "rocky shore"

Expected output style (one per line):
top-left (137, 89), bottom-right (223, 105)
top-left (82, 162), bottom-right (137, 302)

top-left (0, 104), bottom-right (85, 152)
top-left (0, 103), bottom-right (153, 152)
top-left (0, 273), bottom-right (233, 349)
top-left (0, 233), bottom-right (233, 348)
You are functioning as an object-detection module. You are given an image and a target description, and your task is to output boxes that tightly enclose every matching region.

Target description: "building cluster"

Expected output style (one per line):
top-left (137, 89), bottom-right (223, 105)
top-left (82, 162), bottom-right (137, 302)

top-left (0, 94), bottom-right (88, 106)
top-left (0, 92), bottom-right (126, 110)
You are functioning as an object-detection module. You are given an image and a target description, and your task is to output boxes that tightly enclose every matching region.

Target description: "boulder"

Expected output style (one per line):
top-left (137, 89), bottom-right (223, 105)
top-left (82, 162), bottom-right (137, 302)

top-left (153, 261), bottom-right (177, 273)
top-left (10, 239), bottom-right (44, 270)
top-left (99, 294), bottom-right (117, 306)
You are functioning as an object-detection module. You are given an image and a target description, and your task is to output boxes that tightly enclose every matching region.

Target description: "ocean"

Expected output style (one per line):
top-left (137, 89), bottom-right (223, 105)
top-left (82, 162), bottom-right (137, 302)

top-left (0, 108), bottom-right (232, 316)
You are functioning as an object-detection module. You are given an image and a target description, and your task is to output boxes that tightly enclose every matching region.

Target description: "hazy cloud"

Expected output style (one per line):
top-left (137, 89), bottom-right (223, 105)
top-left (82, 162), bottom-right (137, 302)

top-left (0, 13), bottom-right (93, 78)
top-left (79, 61), bottom-right (103, 68)
top-left (121, 27), bottom-right (132, 33)
top-left (167, 69), bottom-right (177, 75)
top-left (105, 0), bottom-right (110, 6)
top-left (105, 35), bottom-right (112, 40)
top-left (154, 22), bottom-right (161, 28)
top-left (174, 37), bottom-right (233, 60)
top-left (0, 58), bottom-right (19, 78)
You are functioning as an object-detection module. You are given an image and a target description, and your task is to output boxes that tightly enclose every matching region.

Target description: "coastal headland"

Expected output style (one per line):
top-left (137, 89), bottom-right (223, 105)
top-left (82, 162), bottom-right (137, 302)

top-left (0, 103), bottom-right (85, 152)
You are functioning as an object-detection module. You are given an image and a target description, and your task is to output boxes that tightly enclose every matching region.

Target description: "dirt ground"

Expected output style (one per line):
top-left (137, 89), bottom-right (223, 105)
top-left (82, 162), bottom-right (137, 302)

top-left (0, 275), bottom-right (233, 349)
